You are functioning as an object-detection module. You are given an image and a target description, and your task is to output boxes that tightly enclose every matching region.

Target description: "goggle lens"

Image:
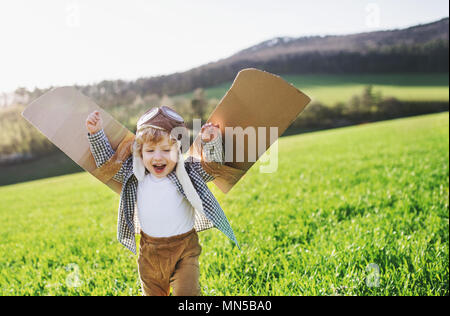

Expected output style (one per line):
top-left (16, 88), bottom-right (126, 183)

top-left (137, 107), bottom-right (159, 126)
top-left (164, 107), bottom-right (184, 122)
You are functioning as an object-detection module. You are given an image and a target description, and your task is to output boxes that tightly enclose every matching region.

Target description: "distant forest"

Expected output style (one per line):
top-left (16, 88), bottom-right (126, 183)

top-left (7, 17), bottom-right (448, 111)
top-left (15, 38), bottom-right (448, 112)
top-left (1, 18), bottom-right (448, 166)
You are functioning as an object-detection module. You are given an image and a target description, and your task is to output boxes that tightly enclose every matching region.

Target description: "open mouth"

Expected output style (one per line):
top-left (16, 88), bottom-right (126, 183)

top-left (152, 164), bottom-right (167, 174)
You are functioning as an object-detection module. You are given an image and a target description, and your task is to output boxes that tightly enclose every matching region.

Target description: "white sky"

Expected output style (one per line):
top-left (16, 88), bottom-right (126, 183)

top-left (0, 0), bottom-right (448, 93)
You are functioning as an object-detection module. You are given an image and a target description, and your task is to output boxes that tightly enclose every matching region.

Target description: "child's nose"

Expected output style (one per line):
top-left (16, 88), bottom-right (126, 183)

top-left (153, 151), bottom-right (163, 159)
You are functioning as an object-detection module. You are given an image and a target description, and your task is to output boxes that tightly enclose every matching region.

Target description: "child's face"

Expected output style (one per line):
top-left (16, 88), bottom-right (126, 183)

top-left (142, 135), bottom-right (178, 178)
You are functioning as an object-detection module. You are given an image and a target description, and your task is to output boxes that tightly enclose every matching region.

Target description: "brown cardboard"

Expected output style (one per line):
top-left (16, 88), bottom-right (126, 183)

top-left (189, 68), bottom-right (311, 193)
top-left (22, 68), bottom-right (310, 196)
top-left (22, 86), bottom-right (131, 194)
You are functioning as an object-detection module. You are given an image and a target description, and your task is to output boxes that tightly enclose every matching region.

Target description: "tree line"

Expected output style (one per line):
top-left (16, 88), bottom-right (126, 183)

top-left (1, 85), bottom-right (448, 165)
top-left (287, 86), bottom-right (448, 134)
top-left (7, 38), bottom-right (449, 112)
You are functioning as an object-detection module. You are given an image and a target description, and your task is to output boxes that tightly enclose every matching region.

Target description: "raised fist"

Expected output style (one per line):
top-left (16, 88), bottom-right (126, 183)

top-left (85, 111), bottom-right (103, 135)
top-left (201, 122), bottom-right (220, 143)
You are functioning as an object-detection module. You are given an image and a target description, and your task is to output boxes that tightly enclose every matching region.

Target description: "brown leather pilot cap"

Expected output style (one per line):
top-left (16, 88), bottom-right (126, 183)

top-left (137, 106), bottom-right (186, 133)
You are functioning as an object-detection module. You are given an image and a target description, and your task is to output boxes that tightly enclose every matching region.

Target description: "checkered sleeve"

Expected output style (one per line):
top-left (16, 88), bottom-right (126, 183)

top-left (201, 133), bottom-right (224, 164)
top-left (87, 129), bottom-right (132, 184)
top-left (189, 133), bottom-right (224, 183)
top-left (112, 156), bottom-right (133, 183)
top-left (87, 129), bottom-right (114, 166)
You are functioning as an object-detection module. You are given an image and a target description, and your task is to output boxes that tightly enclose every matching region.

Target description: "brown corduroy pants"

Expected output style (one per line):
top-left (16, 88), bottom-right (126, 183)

top-left (137, 228), bottom-right (202, 296)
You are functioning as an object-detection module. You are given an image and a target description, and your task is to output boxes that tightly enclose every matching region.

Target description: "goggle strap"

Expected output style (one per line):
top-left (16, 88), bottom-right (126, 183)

top-left (136, 124), bottom-right (167, 133)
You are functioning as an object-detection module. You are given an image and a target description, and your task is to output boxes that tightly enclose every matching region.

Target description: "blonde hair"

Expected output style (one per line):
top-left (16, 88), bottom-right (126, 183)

top-left (133, 127), bottom-right (177, 158)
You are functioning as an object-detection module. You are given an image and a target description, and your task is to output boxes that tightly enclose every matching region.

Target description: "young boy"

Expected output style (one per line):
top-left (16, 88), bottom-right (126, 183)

top-left (85, 106), bottom-right (239, 296)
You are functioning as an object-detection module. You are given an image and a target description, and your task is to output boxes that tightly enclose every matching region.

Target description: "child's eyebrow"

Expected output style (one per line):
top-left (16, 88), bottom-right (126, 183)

top-left (144, 144), bottom-right (171, 149)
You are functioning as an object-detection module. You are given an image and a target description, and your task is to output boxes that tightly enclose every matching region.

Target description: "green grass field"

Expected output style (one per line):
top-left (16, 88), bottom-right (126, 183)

top-left (177, 73), bottom-right (450, 105)
top-left (0, 112), bottom-right (448, 296)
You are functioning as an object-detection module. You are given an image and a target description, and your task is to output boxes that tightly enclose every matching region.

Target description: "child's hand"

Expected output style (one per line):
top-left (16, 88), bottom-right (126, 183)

top-left (86, 111), bottom-right (103, 135)
top-left (201, 122), bottom-right (220, 143)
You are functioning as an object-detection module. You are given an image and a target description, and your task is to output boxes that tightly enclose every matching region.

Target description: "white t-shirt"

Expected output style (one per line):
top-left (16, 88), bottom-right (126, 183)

top-left (137, 173), bottom-right (195, 237)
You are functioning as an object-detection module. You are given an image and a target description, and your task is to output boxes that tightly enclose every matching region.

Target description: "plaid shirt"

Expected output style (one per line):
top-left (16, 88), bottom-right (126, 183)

top-left (87, 129), bottom-right (239, 254)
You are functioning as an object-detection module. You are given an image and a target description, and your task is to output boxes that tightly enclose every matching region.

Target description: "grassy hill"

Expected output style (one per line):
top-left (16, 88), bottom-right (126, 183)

top-left (177, 73), bottom-right (450, 105)
top-left (0, 112), bottom-right (448, 295)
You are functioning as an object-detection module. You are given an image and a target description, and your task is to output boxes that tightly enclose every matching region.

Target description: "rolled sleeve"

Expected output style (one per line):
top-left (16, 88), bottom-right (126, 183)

top-left (87, 129), bottom-right (107, 143)
top-left (201, 133), bottom-right (224, 164)
top-left (87, 129), bottom-right (115, 168)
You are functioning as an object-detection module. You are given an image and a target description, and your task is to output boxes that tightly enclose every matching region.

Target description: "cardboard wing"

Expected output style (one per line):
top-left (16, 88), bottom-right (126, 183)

top-left (22, 68), bottom-right (310, 196)
top-left (22, 87), bottom-right (133, 195)
top-left (189, 68), bottom-right (311, 194)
